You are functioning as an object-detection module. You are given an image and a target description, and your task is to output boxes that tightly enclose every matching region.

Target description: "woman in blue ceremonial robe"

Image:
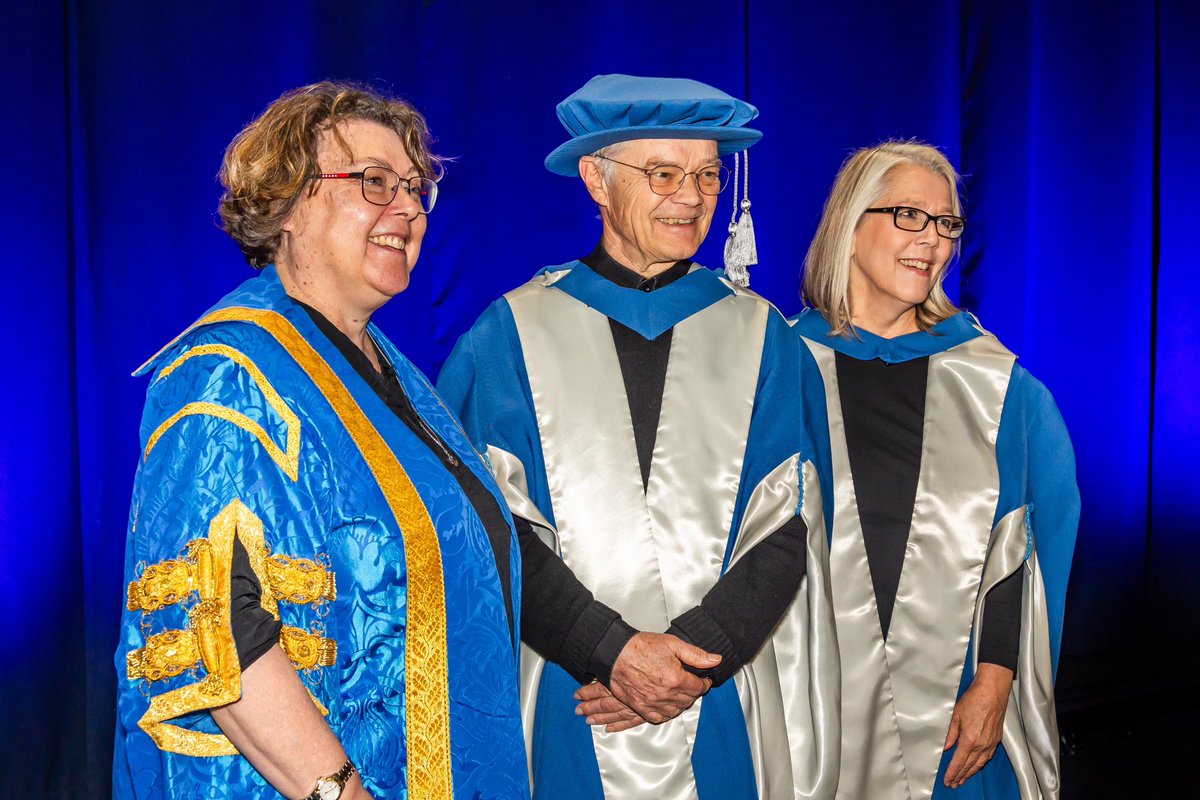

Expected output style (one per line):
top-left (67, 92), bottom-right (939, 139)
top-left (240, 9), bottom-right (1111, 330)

top-left (114, 82), bottom-right (529, 799)
top-left (792, 141), bottom-right (1078, 799)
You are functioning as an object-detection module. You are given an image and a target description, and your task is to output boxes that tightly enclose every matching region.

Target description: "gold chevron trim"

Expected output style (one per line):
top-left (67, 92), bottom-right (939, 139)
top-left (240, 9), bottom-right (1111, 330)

top-left (144, 343), bottom-right (300, 481)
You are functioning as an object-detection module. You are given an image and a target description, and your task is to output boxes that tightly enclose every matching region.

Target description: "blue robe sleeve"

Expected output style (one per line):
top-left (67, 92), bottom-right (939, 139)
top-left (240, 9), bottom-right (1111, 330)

top-left (116, 326), bottom-right (334, 797)
top-left (995, 363), bottom-right (1080, 674)
top-left (438, 299), bottom-right (555, 525)
top-left (798, 328), bottom-right (835, 541)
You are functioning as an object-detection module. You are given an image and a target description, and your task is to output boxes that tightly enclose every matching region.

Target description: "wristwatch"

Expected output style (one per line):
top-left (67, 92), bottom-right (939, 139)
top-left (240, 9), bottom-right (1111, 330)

top-left (304, 757), bottom-right (356, 800)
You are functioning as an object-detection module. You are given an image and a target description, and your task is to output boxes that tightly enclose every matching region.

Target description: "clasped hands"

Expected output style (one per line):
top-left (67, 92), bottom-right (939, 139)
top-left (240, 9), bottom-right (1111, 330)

top-left (574, 632), bottom-right (720, 733)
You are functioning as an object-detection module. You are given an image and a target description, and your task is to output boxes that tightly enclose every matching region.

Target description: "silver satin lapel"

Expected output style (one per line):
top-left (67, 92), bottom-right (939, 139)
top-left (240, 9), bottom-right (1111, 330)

top-left (886, 336), bottom-right (1015, 799)
top-left (487, 445), bottom-right (556, 543)
top-left (645, 291), bottom-right (767, 620)
top-left (733, 457), bottom-right (841, 800)
top-left (974, 507), bottom-right (1059, 800)
top-left (806, 339), bottom-right (911, 800)
top-left (486, 444), bottom-right (555, 787)
top-left (507, 276), bottom-right (767, 799)
top-left (803, 333), bottom-right (1017, 800)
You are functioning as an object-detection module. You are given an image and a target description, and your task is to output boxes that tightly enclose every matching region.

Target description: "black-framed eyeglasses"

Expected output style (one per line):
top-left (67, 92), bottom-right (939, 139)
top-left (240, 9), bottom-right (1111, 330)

top-left (591, 155), bottom-right (731, 196)
top-left (308, 165), bottom-right (438, 214)
top-left (863, 206), bottom-right (966, 240)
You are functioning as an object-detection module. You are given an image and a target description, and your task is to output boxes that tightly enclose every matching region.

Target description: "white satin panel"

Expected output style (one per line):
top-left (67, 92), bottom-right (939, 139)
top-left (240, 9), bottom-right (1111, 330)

top-left (807, 341), bottom-right (910, 800)
top-left (507, 276), bottom-right (767, 799)
top-left (973, 507), bottom-right (1059, 800)
top-left (805, 334), bottom-right (1017, 800)
top-left (486, 444), bottom-right (558, 784)
top-left (734, 457), bottom-right (840, 800)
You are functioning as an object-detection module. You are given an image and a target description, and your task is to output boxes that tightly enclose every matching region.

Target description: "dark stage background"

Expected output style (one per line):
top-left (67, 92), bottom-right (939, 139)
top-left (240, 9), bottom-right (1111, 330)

top-left (3, 1), bottom-right (1196, 796)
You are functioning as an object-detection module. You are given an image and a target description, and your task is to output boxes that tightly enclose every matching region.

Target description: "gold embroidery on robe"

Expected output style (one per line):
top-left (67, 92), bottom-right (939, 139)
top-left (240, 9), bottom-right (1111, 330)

top-left (128, 626), bottom-right (336, 681)
top-left (128, 549), bottom-right (336, 613)
top-left (130, 499), bottom-right (335, 757)
top-left (267, 553), bottom-right (337, 605)
top-left (137, 308), bottom-right (451, 794)
top-left (143, 343), bottom-right (301, 481)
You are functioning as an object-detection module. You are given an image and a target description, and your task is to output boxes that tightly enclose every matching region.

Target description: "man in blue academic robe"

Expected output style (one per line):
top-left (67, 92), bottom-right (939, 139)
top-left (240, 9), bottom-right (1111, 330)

top-left (438, 74), bottom-right (839, 799)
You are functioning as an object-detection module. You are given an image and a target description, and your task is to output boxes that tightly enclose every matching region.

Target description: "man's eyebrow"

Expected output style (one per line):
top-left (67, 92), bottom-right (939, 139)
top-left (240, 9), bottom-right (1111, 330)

top-left (642, 155), bottom-right (723, 167)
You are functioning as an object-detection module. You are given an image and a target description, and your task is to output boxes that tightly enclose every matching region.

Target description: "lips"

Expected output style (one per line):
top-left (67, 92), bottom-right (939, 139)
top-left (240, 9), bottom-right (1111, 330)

top-left (368, 233), bottom-right (407, 251)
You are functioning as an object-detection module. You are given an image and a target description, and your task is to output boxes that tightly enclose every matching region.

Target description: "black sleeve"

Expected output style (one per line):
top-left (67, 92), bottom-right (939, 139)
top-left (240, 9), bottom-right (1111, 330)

top-left (977, 567), bottom-right (1023, 672)
top-left (666, 514), bottom-right (808, 686)
top-left (515, 515), bottom-right (637, 685)
top-left (230, 533), bottom-right (283, 671)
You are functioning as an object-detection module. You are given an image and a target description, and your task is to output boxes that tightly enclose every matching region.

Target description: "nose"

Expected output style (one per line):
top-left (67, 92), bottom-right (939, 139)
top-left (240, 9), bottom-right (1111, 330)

top-left (915, 217), bottom-right (941, 248)
top-left (388, 184), bottom-right (422, 219)
top-left (669, 171), bottom-right (705, 205)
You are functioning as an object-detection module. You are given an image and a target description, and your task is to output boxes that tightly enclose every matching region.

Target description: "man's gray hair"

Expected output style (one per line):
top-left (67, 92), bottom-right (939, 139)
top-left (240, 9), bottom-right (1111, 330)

top-left (587, 141), bottom-right (631, 183)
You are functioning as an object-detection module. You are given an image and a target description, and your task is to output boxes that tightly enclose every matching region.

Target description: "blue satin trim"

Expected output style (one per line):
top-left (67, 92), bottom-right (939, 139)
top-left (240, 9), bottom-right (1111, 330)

top-left (528, 667), bottom-right (756, 799)
top-left (530, 664), bottom-right (605, 800)
top-left (692, 681), bottom-right (757, 798)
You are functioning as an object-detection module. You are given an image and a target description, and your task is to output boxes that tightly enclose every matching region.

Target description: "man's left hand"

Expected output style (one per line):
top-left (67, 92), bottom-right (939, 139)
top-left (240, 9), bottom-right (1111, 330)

top-left (575, 682), bottom-right (647, 732)
top-left (942, 662), bottom-right (1014, 788)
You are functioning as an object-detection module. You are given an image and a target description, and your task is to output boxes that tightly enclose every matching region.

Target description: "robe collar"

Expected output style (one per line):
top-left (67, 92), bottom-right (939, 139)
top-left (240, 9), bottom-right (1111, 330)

top-left (134, 264), bottom-right (357, 375)
top-left (547, 259), bottom-right (732, 341)
top-left (790, 307), bottom-right (983, 364)
top-left (580, 243), bottom-right (692, 292)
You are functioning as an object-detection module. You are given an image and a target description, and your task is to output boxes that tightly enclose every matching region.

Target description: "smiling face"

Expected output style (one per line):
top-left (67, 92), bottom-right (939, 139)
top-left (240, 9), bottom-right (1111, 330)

top-left (848, 163), bottom-right (954, 334)
top-left (278, 118), bottom-right (427, 327)
top-left (582, 138), bottom-right (720, 276)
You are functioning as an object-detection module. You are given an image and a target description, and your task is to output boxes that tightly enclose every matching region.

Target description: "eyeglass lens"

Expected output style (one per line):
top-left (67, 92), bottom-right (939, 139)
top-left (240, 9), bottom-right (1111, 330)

top-left (361, 166), bottom-right (438, 213)
top-left (646, 164), bottom-right (730, 196)
top-left (893, 207), bottom-right (964, 239)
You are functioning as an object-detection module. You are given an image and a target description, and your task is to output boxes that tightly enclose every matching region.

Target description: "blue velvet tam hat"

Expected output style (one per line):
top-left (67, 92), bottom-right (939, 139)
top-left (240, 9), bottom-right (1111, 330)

top-left (544, 74), bottom-right (762, 176)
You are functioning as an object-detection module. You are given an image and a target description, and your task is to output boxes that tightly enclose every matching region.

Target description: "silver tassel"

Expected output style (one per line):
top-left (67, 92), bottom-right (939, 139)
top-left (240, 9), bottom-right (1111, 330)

top-left (720, 149), bottom-right (758, 287)
top-left (722, 150), bottom-right (756, 287)
top-left (723, 200), bottom-right (756, 287)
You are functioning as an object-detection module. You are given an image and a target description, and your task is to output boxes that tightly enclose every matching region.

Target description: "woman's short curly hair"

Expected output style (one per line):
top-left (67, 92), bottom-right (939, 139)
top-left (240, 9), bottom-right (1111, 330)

top-left (218, 81), bottom-right (443, 268)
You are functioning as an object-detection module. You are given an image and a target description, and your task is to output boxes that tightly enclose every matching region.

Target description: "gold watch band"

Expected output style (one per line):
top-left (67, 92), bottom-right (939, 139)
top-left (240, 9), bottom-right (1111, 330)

top-left (303, 757), bottom-right (356, 800)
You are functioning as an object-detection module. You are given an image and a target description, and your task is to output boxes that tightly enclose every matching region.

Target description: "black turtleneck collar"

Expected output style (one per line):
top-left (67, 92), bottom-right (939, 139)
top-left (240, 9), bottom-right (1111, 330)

top-left (580, 243), bottom-right (692, 292)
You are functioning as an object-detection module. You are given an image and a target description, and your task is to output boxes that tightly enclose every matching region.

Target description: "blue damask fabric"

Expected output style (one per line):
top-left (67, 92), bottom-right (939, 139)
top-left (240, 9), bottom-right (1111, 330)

top-left (114, 266), bottom-right (528, 799)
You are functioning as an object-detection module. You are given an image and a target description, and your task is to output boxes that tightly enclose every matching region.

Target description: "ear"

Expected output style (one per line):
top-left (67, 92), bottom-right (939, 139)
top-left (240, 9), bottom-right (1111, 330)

top-left (280, 192), bottom-right (308, 235)
top-left (578, 157), bottom-right (610, 207)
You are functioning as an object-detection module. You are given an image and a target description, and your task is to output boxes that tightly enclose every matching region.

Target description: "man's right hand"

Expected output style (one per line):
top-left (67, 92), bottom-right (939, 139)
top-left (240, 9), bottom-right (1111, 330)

top-left (592, 632), bottom-right (719, 723)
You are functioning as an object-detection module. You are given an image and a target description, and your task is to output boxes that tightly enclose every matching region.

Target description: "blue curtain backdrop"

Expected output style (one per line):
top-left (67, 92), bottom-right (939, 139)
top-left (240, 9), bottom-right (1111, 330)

top-left (2, 1), bottom-right (1195, 796)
